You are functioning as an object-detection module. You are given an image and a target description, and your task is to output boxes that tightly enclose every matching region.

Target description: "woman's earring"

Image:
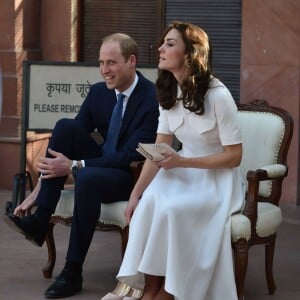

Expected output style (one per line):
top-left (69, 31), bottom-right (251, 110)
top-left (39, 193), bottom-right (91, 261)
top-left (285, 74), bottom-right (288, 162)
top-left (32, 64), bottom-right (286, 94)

top-left (184, 59), bottom-right (191, 69)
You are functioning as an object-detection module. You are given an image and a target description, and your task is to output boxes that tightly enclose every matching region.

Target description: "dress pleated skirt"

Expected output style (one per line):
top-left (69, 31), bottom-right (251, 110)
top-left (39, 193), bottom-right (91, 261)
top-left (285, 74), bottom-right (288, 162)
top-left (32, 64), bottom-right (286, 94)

top-left (117, 165), bottom-right (244, 300)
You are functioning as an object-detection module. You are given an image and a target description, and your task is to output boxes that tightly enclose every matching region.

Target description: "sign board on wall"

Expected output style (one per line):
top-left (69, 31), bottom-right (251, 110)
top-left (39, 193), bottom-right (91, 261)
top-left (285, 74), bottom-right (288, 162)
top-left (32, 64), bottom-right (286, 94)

top-left (23, 61), bottom-right (158, 131)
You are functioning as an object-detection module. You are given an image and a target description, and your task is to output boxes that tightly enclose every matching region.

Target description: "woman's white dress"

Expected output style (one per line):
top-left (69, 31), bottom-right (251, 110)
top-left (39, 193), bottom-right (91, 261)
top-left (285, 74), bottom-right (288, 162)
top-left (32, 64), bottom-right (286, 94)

top-left (117, 78), bottom-right (245, 300)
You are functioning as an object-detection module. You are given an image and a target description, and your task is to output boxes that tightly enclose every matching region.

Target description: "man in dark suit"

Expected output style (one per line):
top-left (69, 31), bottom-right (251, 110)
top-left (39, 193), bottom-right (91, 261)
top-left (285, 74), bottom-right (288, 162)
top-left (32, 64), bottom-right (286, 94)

top-left (4, 33), bottom-right (159, 298)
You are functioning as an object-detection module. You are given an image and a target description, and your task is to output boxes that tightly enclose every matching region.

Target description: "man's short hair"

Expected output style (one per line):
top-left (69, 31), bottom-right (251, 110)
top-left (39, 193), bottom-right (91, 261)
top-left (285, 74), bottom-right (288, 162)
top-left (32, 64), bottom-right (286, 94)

top-left (102, 33), bottom-right (138, 61)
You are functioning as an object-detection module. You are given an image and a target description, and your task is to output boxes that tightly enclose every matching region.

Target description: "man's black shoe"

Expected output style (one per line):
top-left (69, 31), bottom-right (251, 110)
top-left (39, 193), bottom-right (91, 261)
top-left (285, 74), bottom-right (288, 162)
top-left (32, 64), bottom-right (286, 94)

top-left (3, 212), bottom-right (47, 247)
top-left (45, 267), bottom-right (82, 299)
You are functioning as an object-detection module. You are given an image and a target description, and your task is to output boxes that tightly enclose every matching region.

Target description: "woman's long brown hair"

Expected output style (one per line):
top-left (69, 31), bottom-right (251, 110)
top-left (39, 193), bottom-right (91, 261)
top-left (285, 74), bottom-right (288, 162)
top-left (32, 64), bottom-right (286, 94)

top-left (156, 21), bottom-right (213, 115)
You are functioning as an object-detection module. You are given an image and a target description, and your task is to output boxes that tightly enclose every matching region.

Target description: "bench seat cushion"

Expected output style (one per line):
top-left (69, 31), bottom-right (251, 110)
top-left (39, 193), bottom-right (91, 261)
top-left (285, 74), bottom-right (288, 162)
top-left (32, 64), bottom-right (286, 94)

top-left (231, 202), bottom-right (282, 242)
top-left (53, 189), bottom-right (128, 228)
top-left (56, 190), bottom-right (282, 240)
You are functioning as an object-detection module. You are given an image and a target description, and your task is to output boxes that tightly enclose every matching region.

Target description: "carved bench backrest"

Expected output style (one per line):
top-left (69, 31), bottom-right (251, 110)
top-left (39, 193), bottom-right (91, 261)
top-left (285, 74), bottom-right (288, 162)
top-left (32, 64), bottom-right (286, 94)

top-left (238, 108), bottom-right (286, 197)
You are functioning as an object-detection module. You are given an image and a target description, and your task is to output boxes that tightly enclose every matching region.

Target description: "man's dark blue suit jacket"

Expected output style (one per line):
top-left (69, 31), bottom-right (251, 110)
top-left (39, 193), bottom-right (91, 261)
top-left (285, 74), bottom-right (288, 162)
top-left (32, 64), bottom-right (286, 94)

top-left (75, 71), bottom-right (159, 169)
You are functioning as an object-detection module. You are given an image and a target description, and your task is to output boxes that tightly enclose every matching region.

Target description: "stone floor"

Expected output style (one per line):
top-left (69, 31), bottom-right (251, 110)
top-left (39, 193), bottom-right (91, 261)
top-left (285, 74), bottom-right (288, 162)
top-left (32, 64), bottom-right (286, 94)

top-left (0, 189), bottom-right (300, 300)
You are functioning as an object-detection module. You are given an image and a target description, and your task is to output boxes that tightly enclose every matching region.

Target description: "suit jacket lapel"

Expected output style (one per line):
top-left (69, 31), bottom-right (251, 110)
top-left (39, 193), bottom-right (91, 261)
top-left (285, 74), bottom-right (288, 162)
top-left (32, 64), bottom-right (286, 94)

top-left (120, 77), bottom-right (144, 135)
top-left (120, 92), bottom-right (141, 134)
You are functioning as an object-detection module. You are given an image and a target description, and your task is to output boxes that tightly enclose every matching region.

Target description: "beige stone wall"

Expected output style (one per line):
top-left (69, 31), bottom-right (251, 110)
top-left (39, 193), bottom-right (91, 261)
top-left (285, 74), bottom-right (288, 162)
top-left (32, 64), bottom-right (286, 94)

top-left (40, 0), bottom-right (73, 61)
top-left (0, 0), bottom-right (73, 189)
top-left (0, 0), bottom-right (299, 204)
top-left (240, 0), bottom-right (300, 203)
top-left (0, 0), bottom-right (41, 189)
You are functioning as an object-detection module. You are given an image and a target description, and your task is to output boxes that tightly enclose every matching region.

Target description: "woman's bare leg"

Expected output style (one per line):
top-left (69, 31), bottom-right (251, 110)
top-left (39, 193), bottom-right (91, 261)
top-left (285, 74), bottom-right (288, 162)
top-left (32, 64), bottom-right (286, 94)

top-left (13, 178), bottom-right (41, 216)
top-left (141, 275), bottom-right (163, 300)
top-left (153, 279), bottom-right (174, 300)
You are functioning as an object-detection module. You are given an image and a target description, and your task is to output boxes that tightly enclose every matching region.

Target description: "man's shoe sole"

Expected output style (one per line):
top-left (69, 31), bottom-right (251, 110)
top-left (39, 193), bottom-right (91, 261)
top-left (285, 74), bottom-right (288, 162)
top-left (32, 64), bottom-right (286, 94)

top-left (3, 213), bottom-right (44, 247)
top-left (44, 286), bottom-right (82, 299)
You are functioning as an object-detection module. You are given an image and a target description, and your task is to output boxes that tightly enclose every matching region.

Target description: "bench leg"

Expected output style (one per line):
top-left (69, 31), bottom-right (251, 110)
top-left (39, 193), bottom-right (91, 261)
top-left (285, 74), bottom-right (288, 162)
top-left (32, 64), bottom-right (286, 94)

top-left (265, 240), bottom-right (276, 295)
top-left (233, 238), bottom-right (248, 300)
top-left (43, 222), bottom-right (56, 278)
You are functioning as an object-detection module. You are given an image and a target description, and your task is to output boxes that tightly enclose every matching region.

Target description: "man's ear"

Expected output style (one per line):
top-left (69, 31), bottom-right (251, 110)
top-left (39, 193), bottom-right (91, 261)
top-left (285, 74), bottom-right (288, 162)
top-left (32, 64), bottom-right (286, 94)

top-left (129, 55), bottom-right (137, 67)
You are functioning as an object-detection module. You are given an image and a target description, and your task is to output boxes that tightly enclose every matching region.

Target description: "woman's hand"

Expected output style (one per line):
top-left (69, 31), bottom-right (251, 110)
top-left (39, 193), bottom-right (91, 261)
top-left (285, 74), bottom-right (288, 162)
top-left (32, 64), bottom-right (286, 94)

top-left (125, 195), bottom-right (140, 224)
top-left (156, 151), bottom-right (182, 170)
top-left (124, 134), bottom-right (175, 224)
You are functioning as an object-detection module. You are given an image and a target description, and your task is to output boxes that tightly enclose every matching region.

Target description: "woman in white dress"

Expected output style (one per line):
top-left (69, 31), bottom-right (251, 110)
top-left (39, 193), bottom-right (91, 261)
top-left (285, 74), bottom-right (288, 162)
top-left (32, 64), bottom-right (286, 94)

top-left (102, 21), bottom-right (245, 300)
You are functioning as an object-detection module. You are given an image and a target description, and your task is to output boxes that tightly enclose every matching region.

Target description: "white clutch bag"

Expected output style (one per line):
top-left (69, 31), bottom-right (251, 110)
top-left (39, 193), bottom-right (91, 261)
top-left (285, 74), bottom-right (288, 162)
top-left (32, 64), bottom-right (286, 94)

top-left (136, 143), bottom-right (177, 161)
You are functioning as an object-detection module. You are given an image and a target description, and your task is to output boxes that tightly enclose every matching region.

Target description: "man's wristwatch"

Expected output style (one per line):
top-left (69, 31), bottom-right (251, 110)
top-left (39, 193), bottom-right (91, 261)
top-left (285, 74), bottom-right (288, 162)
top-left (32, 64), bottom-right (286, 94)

top-left (70, 160), bottom-right (79, 177)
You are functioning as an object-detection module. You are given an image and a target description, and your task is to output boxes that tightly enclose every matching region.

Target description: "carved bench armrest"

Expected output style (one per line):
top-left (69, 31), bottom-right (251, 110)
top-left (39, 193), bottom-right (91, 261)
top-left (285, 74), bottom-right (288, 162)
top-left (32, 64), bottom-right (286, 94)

top-left (256, 164), bottom-right (287, 179)
top-left (243, 164), bottom-right (287, 237)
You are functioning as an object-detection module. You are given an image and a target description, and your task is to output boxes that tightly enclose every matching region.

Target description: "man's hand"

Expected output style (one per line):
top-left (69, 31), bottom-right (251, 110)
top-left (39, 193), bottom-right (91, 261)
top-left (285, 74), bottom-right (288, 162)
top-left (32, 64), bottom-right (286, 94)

top-left (14, 178), bottom-right (41, 216)
top-left (37, 148), bottom-right (72, 179)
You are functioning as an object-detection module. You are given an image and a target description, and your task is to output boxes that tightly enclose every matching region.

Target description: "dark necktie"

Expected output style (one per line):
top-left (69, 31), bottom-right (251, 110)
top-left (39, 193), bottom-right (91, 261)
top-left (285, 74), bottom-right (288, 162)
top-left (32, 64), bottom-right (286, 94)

top-left (103, 93), bottom-right (125, 155)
